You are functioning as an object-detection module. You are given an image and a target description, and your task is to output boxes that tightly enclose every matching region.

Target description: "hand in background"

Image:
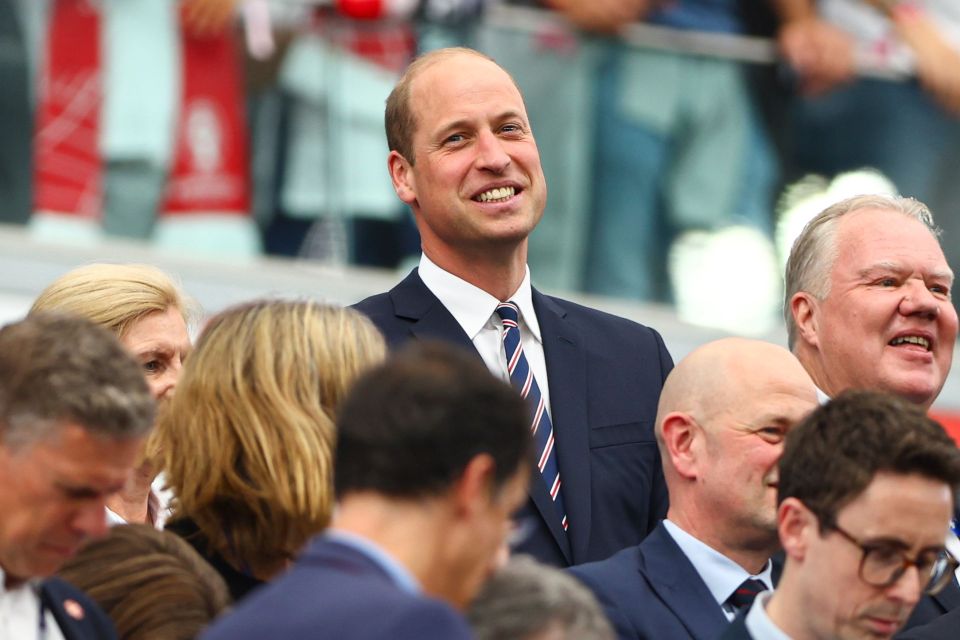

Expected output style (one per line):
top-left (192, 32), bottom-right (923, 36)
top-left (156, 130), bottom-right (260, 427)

top-left (181, 0), bottom-right (241, 38)
top-left (545, 0), bottom-right (655, 34)
top-left (891, 6), bottom-right (960, 115)
top-left (778, 16), bottom-right (856, 95)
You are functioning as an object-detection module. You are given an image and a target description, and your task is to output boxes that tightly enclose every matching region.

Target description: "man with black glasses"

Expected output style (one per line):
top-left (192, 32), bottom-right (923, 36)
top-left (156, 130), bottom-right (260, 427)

top-left (722, 391), bottom-right (960, 640)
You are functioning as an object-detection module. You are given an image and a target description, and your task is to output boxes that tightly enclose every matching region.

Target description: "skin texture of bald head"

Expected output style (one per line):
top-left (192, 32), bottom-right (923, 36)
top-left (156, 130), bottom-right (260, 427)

top-left (656, 338), bottom-right (818, 572)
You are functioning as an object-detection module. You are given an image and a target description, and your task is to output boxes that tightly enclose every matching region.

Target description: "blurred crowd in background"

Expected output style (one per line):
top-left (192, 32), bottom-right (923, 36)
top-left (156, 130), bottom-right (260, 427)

top-left (2, 0), bottom-right (960, 333)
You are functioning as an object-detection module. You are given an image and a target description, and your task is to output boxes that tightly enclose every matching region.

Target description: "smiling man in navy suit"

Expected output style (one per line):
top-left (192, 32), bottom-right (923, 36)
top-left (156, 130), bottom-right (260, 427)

top-left (570, 338), bottom-right (818, 640)
top-left (354, 46), bottom-right (674, 568)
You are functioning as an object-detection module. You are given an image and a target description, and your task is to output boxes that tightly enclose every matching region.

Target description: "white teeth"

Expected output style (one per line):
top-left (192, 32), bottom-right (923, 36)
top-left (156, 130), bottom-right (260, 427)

top-left (476, 186), bottom-right (515, 202)
top-left (890, 336), bottom-right (931, 350)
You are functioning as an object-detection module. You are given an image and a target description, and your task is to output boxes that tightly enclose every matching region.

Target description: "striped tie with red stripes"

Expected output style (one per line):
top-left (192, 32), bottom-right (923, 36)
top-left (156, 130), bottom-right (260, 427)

top-left (496, 302), bottom-right (568, 532)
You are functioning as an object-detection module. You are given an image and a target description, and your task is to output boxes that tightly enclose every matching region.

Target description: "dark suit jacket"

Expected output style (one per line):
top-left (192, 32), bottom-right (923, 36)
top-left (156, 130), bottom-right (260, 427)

top-left (569, 522), bottom-right (735, 640)
top-left (718, 614), bottom-right (753, 640)
top-left (899, 578), bottom-right (960, 632)
top-left (201, 538), bottom-right (473, 640)
top-left (898, 603), bottom-right (960, 640)
top-left (353, 269), bottom-right (673, 567)
top-left (41, 577), bottom-right (118, 640)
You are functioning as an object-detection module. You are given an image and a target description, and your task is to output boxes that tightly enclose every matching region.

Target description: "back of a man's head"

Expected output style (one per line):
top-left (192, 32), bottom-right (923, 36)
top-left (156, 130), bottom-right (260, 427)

top-left (468, 556), bottom-right (614, 640)
top-left (0, 313), bottom-right (154, 448)
top-left (334, 341), bottom-right (531, 500)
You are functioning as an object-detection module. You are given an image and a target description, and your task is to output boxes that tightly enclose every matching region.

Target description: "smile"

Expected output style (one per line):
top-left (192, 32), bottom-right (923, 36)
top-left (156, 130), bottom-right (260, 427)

top-left (474, 186), bottom-right (516, 203)
top-left (889, 335), bottom-right (931, 351)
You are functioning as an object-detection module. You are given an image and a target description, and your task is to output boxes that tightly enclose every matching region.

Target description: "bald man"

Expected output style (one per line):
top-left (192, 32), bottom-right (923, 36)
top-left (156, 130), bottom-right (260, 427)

top-left (569, 339), bottom-right (818, 640)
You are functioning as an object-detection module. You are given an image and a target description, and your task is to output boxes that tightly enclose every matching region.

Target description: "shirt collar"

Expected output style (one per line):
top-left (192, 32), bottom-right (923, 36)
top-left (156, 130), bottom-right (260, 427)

top-left (745, 591), bottom-right (793, 639)
top-left (663, 520), bottom-right (774, 607)
top-left (323, 529), bottom-right (421, 594)
top-left (418, 253), bottom-right (541, 342)
top-left (815, 385), bottom-right (831, 405)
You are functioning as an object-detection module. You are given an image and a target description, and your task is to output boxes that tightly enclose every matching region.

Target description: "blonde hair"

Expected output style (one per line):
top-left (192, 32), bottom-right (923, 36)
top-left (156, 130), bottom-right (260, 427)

top-left (57, 524), bottom-right (230, 640)
top-left (30, 263), bottom-right (191, 338)
top-left (153, 300), bottom-right (386, 576)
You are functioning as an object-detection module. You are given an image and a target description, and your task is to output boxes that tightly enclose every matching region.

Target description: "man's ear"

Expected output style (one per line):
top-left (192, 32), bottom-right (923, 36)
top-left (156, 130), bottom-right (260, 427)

top-left (791, 292), bottom-right (820, 349)
top-left (388, 150), bottom-right (417, 206)
top-left (778, 497), bottom-right (814, 562)
top-left (660, 412), bottom-right (700, 481)
top-left (451, 454), bottom-right (497, 519)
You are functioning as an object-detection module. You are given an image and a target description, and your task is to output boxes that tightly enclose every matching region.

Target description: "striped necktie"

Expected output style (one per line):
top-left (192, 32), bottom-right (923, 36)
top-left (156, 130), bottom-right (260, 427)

top-left (728, 578), bottom-right (767, 613)
top-left (496, 302), bottom-right (568, 532)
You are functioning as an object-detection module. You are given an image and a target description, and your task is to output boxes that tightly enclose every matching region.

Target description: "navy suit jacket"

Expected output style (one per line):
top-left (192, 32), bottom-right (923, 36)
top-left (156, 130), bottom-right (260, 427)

top-left (41, 577), bottom-right (118, 640)
top-left (718, 614), bottom-right (753, 640)
top-left (353, 269), bottom-right (673, 567)
top-left (569, 522), bottom-right (735, 640)
top-left (898, 604), bottom-right (960, 640)
top-left (202, 538), bottom-right (473, 640)
top-left (899, 578), bottom-right (960, 633)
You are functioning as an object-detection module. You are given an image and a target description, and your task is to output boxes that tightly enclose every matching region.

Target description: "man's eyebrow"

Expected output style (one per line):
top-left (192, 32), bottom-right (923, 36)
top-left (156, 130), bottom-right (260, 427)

top-left (433, 110), bottom-right (528, 137)
top-left (857, 261), bottom-right (904, 278)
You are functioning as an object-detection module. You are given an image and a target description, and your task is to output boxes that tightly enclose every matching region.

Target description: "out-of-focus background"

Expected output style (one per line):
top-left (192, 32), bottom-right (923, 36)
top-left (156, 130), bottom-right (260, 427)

top-left (2, 0), bottom-right (960, 418)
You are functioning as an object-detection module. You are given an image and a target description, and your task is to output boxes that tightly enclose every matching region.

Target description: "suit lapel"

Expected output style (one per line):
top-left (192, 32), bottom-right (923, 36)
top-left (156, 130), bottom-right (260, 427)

top-left (933, 576), bottom-right (960, 613)
top-left (639, 524), bottom-right (731, 640)
top-left (390, 270), bottom-right (477, 352)
top-left (533, 290), bottom-right (590, 564)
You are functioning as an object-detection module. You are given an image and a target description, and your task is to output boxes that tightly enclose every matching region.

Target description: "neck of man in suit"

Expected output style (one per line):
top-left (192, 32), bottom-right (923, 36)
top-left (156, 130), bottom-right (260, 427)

top-left (420, 240), bottom-right (529, 303)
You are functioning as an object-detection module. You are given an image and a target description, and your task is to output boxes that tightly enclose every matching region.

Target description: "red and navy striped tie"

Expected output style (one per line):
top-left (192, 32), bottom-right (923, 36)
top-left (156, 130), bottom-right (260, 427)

top-left (496, 302), bottom-right (568, 532)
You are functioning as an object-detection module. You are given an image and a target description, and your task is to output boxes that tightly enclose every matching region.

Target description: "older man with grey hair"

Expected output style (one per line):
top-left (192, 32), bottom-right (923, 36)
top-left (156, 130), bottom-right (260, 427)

top-left (785, 193), bottom-right (957, 410)
top-left (469, 556), bottom-right (614, 640)
top-left (784, 193), bottom-right (960, 633)
top-left (0, 313), bottom-right (155, 640)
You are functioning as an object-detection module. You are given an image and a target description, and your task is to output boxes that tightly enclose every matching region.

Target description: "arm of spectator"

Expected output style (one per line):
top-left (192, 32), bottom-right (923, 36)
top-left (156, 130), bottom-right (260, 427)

top-left (887, 4), bottom-right (960, 116)
top-left (771, 0), bottom-right (856, 95)
top-left (181, 0), bottom-right (241, 38)
top-left (544, 0), bottom-right (655, 34)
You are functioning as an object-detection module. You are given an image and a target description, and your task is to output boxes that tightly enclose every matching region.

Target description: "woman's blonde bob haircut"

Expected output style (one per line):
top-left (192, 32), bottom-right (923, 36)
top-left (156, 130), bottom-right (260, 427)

top-left (154, 300), bottom-right (386, 576)
top-left (30, 263), bottom-right (190, 337)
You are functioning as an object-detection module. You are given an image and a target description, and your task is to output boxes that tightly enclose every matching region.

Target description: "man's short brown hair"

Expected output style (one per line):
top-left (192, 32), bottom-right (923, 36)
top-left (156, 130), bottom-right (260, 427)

top-left (778, 389), bottom-right (960, 530)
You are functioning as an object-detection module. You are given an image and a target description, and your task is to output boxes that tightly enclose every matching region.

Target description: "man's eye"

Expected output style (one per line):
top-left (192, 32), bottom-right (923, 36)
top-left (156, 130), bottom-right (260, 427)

top-left (930, 284), bottom-right (951, 297)
top-left (879, 278), bottom-right (897, 287)
top-left (757, 427), bottom-right (785, 443)
top-left (143, 360), bottom-right (161, 373)
top-left (445, 133), bottom-right (465, 144)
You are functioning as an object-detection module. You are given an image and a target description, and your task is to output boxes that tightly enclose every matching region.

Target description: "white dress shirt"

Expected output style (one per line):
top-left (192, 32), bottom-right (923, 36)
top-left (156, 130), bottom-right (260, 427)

top-left (663, 520), bottom-right (774, 622)
top-left (744, 591), bottom-right (793, 640)
top-left (0, 569), bottom-right (65, 640)
top-left (418, 253), bottom-right (552, 414)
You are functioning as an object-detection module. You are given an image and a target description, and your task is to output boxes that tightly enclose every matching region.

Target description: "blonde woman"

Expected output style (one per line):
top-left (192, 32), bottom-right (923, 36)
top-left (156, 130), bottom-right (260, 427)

top-left (31, 263), bottom-right (192, 527)
top-left (155, 300), bottom-right (386, 600)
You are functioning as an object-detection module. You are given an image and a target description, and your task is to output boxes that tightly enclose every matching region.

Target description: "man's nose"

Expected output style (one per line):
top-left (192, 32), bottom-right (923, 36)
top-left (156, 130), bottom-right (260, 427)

top-left (72, 502), bottom-right (109, 539)
top-left (887, 564), bottom-right (923, 609)
top-left (475, 130), bottom-right (510, 173)
top-left (899, 280), bottom-right (940, 320)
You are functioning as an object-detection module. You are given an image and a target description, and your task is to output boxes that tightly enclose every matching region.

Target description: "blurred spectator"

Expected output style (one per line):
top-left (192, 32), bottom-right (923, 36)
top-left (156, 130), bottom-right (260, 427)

top-left (58, 524), bottom-right (230, 640)
top-left (508, 0), bottom-right (778, 302)
top-left (30, 263), bottom-right (193, 529)
top-left (774, 0), bottom-right (960, 202)
top-left (469, 556), bottom-right (615, 640)
top-left (25, 0), bottom-right (258, 255)
top-left (0, 313), bottom-right (154, 640)
top-left (154, 300), bottom-right (385, 601)
top-left (0, 0), bottom-right (32, 225)
top-left (202, 342), bottom-right (531, 639)
top-left (259, 1), bottom-right (420, 267)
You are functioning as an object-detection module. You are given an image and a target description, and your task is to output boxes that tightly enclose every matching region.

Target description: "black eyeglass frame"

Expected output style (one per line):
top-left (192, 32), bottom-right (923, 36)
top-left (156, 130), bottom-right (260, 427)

top-left (827, 522), bottom-right (959, 596)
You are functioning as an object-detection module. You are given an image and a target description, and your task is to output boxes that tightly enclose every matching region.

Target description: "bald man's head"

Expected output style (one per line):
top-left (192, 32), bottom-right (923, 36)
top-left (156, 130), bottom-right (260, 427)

top-left (656, 338), bottom-right (817, 566)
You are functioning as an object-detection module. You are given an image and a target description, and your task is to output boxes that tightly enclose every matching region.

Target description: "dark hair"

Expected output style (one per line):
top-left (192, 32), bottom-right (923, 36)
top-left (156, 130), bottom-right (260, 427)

top-left (468, 556), bottom-right (614, 640)
top-left (57, 524), bottom-right (230, 640)
top-left (778, 390), bottom-right (960, 529)
top-left (335, 341), bottom-right (531, 499)
top-left (0, 313), bottom-right (154, 447)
